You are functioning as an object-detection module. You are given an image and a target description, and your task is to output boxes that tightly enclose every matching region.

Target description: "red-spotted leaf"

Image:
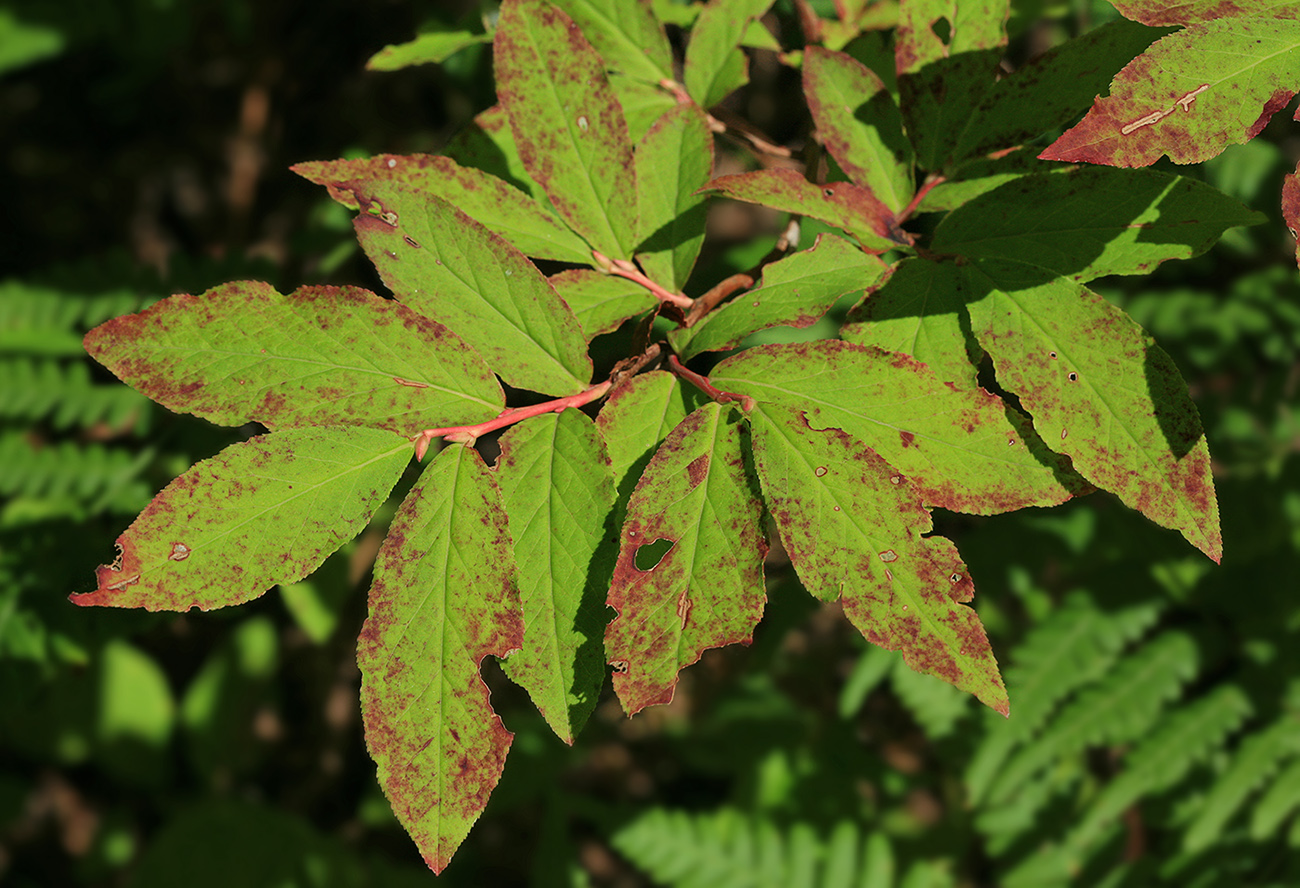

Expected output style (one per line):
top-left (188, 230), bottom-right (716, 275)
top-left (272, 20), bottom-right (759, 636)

top-left (357, 443), bottom-right (524, 874)
top-left (748, 404), bottom-right (1008, 714)
top-left (595, 370), bottom-right (696, 495)
top-left (962, 261), bottom-right (1221, 562)
top-left (351, 189), bottom-right (593, 397)
top-left (495, 410), bottom-right (616, 743)
top-left (671, 234), bottom-right (887, 360)
top-left (635, 103), bottom-right (713, 293)
top-left (553, 0), bottom-right (674, 84)
top-left (294, 154), bottom-right (592, 264)
top-left (495, 0), bottom-right (638, 259)
top-left (441, 105), bottom-right (539, 196)
top-left (843, 258), bottom-right (984, 390)
top-left (1284, 161), bottom-right (1300, 268)
top-left (932, 168), bottom-right (1264, 282)
top-left (703, 169), bottom-right (908, 252)
top-left (74, 427), bottom-right (411, 611)
top-left (894, 0), bottom-right (1008, 74)
top-left (683, 0), bottom-right (773, 108)
top-left (1041, 7), bottom-right (1300, 167)
top-left (83, 281), bottom-right (503, 435)
top-left (605, 402), bottom-right (768, 714)
top-left (710, 341), bottom-right (1089, 515)
top-left (804, 46), bottom-right (914, 213)
top-left (549, 269), bottom-right (657, 340)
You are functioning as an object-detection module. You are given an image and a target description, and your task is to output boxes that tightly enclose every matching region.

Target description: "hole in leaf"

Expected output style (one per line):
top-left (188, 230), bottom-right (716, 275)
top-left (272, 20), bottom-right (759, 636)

top-left (930, 16), bottom-right (951, 43)
top-left (635, 538), bottom-right (674, 571)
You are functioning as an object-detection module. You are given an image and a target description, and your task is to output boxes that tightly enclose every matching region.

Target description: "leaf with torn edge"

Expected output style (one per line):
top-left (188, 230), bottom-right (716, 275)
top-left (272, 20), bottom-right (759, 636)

top-left (84, 281), bottom-right (503, 435)
top-left (495, 0), bottom-right (638, 259)
top-left (1040, 7), bottom-right (1300, 167)
top-left (605, 402), bottom-right (767, 715)
top-left (710, 341), bottom-right (1089, 515)
top-left (496, 410), bottom-right (616, 743)
top-left (351, 188), bottom-right (592, 398)
top-left (748, 404), bottom-right (1008, 714)
top-left (74, 427), bottom-right (410, 611)
top-left (671, 234), bottom-right (887, 360)
top-left (357, 443), bottom-right (524, 874)
top-left (962, 261), bottom-right (1221, 562)
top-left (703, 169), bottom-right (907, 253)
top-left (294, 154), bottom-right (592, 265)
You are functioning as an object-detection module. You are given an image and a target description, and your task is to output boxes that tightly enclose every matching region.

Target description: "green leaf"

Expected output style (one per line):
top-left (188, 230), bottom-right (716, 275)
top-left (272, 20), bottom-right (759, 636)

top-left (293, 154), bottom-right (592, 264)
top-left (946, 20), bottom-right (1168, 165)
top-left (1251, 755), bottom-right (1300, 841)
top-left (366, 30), bottom-right (492, 71)
top-left (357, 443), bottom-right (524, 874)
top-left (635, 103), bottom-right (714, 293)
top-left (672, 234), bottom-right (887, 360)
top-left (605, 402), bottom-right (767, 714)
top-left (553, 0), bottom-right (674, 83)
top-left (842, 257), bottom-right (983, 389)
top-left (550, 269), bottom-right (656, 340)
top-left (84, 281), bottom-right (504, 434)
top-left (913, 149), bottom-right (1063, 213)
top-left (683, 0), bottom-right (773, 108)
top-left (703, 169), bottom-right (906, 252)
top-left (352, 191), bottom-right (593, 397)
top-left (73, 427), bottom-right (410, 611)
top-left (441, 105), bottom-right (539, 196)
top-left (495, 410), bottom-right (616, 743)
top-left (932, 168), bottom-right (1264, 282)
top-left (595, 370), bottom-right (695, 493)
top-left (895, 0), bottom-right (1009, 171)
top-left (747, 405), bottom-right (1008, 714)
top-left (1041, 9), bottom-right (1300, 167)
top-left (612, 72), bottom-right (681, 142)
top-left (964, 264), bottom-right (1221, 559)
top-left (495, 0), bottom-right (638, 259)
top-left (710, 341), bottom-right (1088, 515)
top-left (803, 46), bottom-right (914, 213)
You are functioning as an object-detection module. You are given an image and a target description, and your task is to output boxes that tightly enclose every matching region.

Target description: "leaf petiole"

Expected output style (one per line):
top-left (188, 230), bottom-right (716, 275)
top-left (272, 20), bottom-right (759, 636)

top-left (592, 250), bottom-right (693, 309)
top-left (667, 354), bottom-right (754, 412)
top-left (414, 380), bottom-right (613, 459)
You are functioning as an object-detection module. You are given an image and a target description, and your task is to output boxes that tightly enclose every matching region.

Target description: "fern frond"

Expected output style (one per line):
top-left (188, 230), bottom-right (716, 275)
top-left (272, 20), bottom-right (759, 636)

top-left (1182, 714), bottom-right (1300, 852)
top-left (986, 630), bottom-right (1199, 805)
top-left (1250, 755), bottom-right (1300, 841)
top-left (890, 655), bottom-right (971, 740)
top-left (0, 359), bottom-right (150, 432)
top-left (0, 280), bottom-right (144, 356)
top-left (0, 431), bottom-right (153, 521)
top-left (611, 809), bottom-right (916, 888)
top-left (967, 593), bottom-right (1162, 803)
top-left (1067, 684), bottom-right (1253, 852)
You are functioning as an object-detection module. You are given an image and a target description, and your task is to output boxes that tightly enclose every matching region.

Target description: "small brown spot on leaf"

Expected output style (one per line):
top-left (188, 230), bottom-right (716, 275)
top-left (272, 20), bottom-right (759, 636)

top-left (879, 550), bottom-right (898, 563)
top-left (814, 466), bottom-right (828, 477)
top-left (169, 543), bottom-right (191, 562)
top-left (403, 235), bottom-right (421, 248)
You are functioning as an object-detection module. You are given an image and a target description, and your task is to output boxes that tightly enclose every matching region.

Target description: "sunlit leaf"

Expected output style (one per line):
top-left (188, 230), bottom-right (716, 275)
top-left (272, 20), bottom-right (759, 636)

top-left (673, 234), bottom-right (887, 359)
top-left (635, 103), bottom-right (713, 293)
top-left (605, 402), bottom-right (767, 714)
top-left (595, 370), bottom-right (695, 494)
top-left (84, 281), bottom-right (503, 434)
top-left (1041, 8), bottom-right (1300, 167)
top-left (749, 404), bottom-right (1008, 713)
top-left (496, 410), bottom-right (616, 743)
top-left (495, 0), bottom-right (638, 259)
top-left (366, 30), bottom-right (491, 71)
top-left (553, 0), bottom-right (674, 84)
top-left (710, 341), bottom-right (1089, 514)
top-left (683, 0), bottom-right (773, 108)
top-left (74, 427), bottom-right (411, 611)
top-left (962, 262), bottom-right (1222, 561)
top-left (351, 190), bottom-right (593, 397)
top-left (357, 443), bottom-right (524, 874)
top-left (549, 269), bottom-right (657, 340)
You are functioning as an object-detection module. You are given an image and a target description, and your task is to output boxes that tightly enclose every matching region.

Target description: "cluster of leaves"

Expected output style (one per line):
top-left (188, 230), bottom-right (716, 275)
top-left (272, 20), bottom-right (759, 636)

top-left (71, 0), bottom-right (1297, 874)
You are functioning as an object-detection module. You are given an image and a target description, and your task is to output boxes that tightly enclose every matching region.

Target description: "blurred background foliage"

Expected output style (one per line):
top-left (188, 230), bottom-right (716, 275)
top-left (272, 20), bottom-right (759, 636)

top-left (2, 0), bottom-right (1299, 885)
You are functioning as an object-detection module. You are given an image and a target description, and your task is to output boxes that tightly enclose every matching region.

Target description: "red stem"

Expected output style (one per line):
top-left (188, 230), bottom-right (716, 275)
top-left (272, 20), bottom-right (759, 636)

top-left (592, 250), bottom-right (693, 309)
top-left (667, 355), bottom-right (755, 412)
top-left (895, 175), bottom-right (946, 225)
top-left (414, 380), bottom-right (612, 459)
